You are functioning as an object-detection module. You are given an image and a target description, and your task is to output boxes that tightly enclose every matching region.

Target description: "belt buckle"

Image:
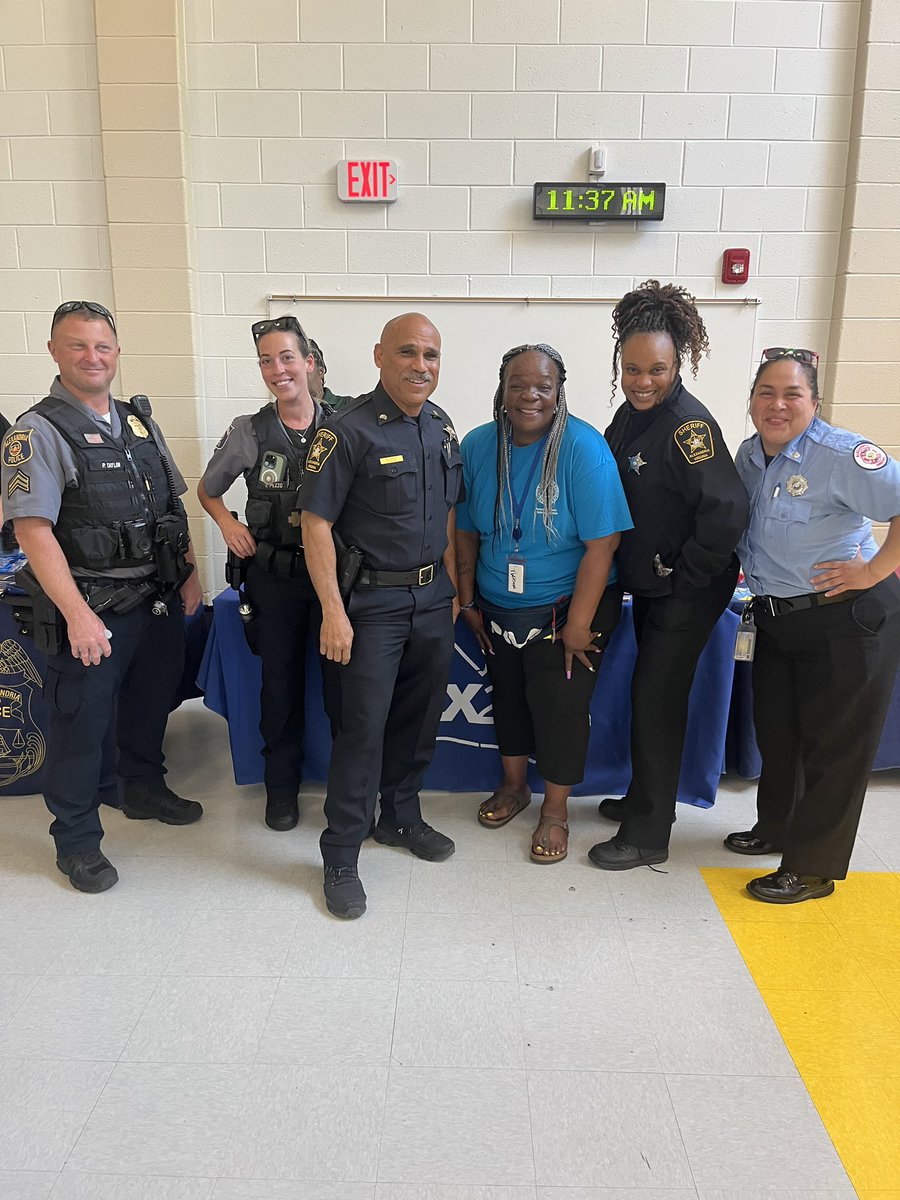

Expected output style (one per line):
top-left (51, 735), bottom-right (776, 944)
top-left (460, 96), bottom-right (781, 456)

top-left (417, 563), bottom-right (434, 586)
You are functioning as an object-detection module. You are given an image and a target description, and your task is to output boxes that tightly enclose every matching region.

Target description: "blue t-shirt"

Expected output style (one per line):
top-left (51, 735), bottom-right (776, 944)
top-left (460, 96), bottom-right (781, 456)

top-left (457, 415), bottom-right (633, 607)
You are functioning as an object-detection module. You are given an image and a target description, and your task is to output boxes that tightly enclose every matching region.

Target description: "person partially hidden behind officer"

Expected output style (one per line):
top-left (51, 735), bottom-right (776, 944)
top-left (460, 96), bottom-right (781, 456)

top-left (199, 315), bottom-right (332, 832)
top-left (301, 312), bottom-right (463, 919)
top-left (0, 301), bottom-right (203, 894)
top-left (307, 338), bottom-right (356, 412)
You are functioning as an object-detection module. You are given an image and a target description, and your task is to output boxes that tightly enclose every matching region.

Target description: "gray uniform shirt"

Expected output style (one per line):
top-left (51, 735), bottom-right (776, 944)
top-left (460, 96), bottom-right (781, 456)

top-left (1, 377), bottom-right (187, 579)
top-left (201, 400), bottom-right (328, 499)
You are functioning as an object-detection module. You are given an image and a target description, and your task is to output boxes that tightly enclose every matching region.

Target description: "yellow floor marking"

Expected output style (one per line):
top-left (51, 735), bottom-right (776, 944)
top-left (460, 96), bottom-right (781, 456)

top-left (702, 867), bottom-right (900, 1194)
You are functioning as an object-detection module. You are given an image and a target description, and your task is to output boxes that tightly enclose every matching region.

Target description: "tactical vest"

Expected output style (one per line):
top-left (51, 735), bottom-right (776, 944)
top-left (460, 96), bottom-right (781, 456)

top-left (35, 395), bottom-right (176, 573)
top-left (244, 401), bottom-right (328, 551)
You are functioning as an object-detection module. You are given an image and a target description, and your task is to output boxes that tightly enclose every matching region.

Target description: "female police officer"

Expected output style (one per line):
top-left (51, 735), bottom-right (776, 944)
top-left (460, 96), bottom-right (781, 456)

top-left (725, 347), bottom-right (900, 902)
top-left (199, 315), bottom-right (332, 831)
top-left (589, 280), bottom-right (748, 871)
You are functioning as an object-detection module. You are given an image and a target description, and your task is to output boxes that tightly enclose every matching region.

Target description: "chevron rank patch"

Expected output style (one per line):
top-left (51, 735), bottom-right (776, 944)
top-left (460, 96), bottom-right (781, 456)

top-left (7, 470), bottom-right (30, 496)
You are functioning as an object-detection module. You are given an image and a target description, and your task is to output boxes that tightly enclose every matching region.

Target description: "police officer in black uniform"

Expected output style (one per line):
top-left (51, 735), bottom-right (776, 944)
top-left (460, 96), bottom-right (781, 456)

top-left (0, 301), bottom-right (203, 894)
top-left (588, 281), bottom-right (748, 870)
top-left (199, 315), bottom-right (333, 831)
top-left (301, 312), bottom-right (462, 919)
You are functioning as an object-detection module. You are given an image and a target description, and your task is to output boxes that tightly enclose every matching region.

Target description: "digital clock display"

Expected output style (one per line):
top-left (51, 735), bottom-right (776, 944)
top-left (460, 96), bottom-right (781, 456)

top-left (533, 182), bottom-right (666, 221)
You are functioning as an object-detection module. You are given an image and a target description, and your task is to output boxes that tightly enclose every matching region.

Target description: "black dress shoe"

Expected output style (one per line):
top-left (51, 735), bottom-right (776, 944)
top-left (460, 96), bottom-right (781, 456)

top-left (122, 784), bottom-right (203, 825)
top-left (265, 797), bottom-right (300, 831)
top-left (724, 830), bottom-right (779, 855)
top-left (588, 837), bottom-right (669, 871)
top-left (746, 870), bottom-right (835, 904)
top-left (373, 820), bottom-right (455, 862)
top-left (323, 865), bottom-right (367, 919)
top-left (598, 796), bottom-right (675, 825)
top-left (56, 850), bottom-right (119, 894)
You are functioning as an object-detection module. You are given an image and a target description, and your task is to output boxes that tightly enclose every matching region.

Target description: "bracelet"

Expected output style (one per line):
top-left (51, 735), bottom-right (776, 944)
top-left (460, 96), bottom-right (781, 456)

top-left (459, 600), bottom-right (477, 610)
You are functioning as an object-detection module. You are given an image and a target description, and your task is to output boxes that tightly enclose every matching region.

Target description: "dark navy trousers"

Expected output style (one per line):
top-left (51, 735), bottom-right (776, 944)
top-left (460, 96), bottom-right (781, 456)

top-left (42, 597), bottom-right (185, 856)
top-left (320, 582), bottom-right (455, 868)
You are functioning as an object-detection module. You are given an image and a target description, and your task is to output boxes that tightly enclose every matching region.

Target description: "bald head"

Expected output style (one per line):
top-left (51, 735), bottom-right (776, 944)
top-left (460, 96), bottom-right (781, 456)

top-left (374, 312), bottom-right (442, 415)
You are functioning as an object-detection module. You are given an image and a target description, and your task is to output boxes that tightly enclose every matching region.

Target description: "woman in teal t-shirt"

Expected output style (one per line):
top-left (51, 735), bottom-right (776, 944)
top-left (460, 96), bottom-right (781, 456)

top-left (455, 344), bottom-right (633, 863)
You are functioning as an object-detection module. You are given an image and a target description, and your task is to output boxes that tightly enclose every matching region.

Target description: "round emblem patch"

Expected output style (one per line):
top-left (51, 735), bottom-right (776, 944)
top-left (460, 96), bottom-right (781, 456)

top-left (853, 442), bottom-right (888, 471)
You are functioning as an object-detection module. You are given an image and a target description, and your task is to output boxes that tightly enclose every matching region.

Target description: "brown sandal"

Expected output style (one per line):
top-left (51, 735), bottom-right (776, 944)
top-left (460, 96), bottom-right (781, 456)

top-left (530, 814), bottom-right (569, 863)
top-left (477, 787), bottom-right (532, 828)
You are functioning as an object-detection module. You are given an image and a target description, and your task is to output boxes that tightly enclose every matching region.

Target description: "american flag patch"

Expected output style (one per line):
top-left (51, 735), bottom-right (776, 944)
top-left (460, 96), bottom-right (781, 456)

top-left (84, 433), bottom-right (104, 444)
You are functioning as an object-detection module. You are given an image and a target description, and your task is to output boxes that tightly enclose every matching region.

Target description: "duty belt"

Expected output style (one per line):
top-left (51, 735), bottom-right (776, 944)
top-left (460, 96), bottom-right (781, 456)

top-left (254, 541), bottom-right (305, 579)
top-left (356, 561), bottom-right (441, 588)
top-left (753, 588), bottom-right (863, 617)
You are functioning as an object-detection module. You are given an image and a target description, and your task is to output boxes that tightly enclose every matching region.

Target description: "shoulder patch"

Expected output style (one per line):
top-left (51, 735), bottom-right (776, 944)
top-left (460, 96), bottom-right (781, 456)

top-left (853, 441), bottom-right (888, 471)
top-left (214, 423), bottom-right (234, 453)
top-left (674, 420), bottom-right (715, 465)
top-left (2, 429), bottom-right (33, 468)
top-left (305, 428), bottom-right (338, 473)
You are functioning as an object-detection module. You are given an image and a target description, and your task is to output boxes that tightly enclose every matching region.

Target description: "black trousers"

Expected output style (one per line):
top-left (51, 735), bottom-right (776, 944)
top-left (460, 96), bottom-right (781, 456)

top-left (320, 582), bottom-right (455, 867)
top-left (42, 596), bottom-right (185, 856)
top-left (485, 587), bottom-right (623, 786)
top-left (618, 562), bottom-right (738, 850)
top-left (243, 561), bottom-right (322, 804)
top-left (750, 574), bottom-right (900, 879)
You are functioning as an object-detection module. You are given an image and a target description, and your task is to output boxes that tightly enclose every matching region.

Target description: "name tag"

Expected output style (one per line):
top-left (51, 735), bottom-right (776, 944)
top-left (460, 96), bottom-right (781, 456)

top-left (507, 556), bottom-right (526, 595)
top-left (380, 455), bottom-right (404, 465)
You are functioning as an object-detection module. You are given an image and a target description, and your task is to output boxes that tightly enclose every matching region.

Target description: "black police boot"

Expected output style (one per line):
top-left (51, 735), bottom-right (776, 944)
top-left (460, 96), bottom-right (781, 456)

top-left (56, 849), bottom-right (119, 894)
top-left (122, 782), bottom-right (203, 825)
top-left (373, 820), bottom-right (455, 862)
top-left (265, 796), bottom-right (300, 832)
top-left (588, 837), bottom-right (668, 871)
top-left (323, 865), bottom-right (367, 919)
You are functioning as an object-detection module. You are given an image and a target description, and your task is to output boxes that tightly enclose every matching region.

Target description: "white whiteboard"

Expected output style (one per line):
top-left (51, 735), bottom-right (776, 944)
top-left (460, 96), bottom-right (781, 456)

top-left (268, 296), bottom-right (759, 454)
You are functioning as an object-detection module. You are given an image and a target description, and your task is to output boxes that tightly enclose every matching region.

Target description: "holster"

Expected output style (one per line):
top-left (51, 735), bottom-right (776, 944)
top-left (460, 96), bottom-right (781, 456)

top-left (332, 530), bottom-right (363, 599)
top-left (0, 565), bottom-right (66, 656)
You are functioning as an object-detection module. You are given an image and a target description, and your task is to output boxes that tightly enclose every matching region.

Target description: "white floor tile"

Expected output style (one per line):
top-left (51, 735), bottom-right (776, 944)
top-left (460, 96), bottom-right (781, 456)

top-left (666, 1074), bottom-right (855, 1189)
top-left (122, 976), bottom-right (278, 1064)
top-left (513, 913), bottom-right (635, 988)
top-left (378, 1067), bottom-right (534, 1186)
top-left (50, 1172), bottom-right (217, 1198)
top-left (392, 979), bottom-right (524, 1068)
top-left (378, 1188), bottom-right (537, 1200)
top-left (214, 1183), bottom-right (374, 1200)
top-left (255, 977), bottom-right (398, 1065)
top-left (67, 1062), bottom-right (249, 1177)
top-left (0, 1171), bottom-right (57, 1199)
top-left (527, 1069), bottom-right (693, 1188)
top-left (621, 917), bottom-right (757, 989)
top-left (0, 974), bottom-right (40, 1028)
top-left (406, 858), bottom-right (511, 915)
top-left (0, 975), bottom-right (156, 1059)
top-left (283, 908), bottom-right (406, 979)
top-left (518, 980), bottom-right (660, 1073)
top-left (221, 1063), bottom-right (387, 1181)
top-left (164, 909), bottom-right (300, 977)
top-left (401, 913), bottom-right (517, 982)
top-left (45, 909), bottom-right (192, 976)
top-left (506, 859), bottom-right (616, 917)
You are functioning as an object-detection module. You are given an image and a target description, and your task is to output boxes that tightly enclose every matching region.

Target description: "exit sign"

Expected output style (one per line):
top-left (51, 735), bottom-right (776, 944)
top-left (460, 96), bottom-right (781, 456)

top-left (337, 159), bottom-right (398, 203)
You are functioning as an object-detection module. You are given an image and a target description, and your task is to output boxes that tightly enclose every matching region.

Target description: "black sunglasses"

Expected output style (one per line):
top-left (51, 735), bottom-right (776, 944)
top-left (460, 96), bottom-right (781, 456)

top-left (52, 300), bottom-right (117, 335)
top-left (251, 314), bottom-right (307, 345)
top-left (760, 346), bottom-right (819, 368)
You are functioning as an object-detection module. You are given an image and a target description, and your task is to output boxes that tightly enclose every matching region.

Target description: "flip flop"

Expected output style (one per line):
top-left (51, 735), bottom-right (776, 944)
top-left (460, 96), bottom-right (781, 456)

top-left (477, 787), bottom-right (531, 828)
top-left (530, 814), bottom-right (569, 864)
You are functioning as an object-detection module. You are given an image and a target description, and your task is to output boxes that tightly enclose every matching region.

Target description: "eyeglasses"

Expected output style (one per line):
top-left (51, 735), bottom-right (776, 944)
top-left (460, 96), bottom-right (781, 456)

top-left (760, 347), bottom-right (819, 367)
top-left (251, 315), bottom-right (307, 345)
top-left (51, 301), bottom-right (117, 336)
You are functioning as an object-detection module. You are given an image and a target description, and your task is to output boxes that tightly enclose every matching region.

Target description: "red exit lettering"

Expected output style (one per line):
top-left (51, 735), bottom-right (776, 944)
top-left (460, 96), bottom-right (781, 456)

top-left (338, 159), bottom-right (398, 203)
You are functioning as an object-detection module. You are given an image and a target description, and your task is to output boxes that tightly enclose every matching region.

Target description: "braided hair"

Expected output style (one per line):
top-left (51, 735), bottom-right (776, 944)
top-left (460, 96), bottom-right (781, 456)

top-left (492, 343), bottom-right (568, 543)
top-left (610, 279), bottom-right (709, 403)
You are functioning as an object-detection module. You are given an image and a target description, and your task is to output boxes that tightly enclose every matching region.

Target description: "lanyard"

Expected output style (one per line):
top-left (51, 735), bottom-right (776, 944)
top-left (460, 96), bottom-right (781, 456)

top-left (509, 434), bottom-right (548, 547)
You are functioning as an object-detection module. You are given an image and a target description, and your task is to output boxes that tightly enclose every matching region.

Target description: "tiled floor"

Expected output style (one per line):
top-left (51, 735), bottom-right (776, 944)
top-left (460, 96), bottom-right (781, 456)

top-left (1, 698), bottom-right (898, 1198)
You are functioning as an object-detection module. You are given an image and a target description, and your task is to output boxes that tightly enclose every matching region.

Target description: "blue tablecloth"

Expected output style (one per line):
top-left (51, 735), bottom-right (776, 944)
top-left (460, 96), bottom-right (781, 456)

top-left (198, 588), bottom-right (742, 806)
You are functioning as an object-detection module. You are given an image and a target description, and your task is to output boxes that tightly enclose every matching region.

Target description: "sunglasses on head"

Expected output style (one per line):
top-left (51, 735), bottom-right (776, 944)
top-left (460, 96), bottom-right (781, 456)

top-left (52, 300), bottom-right (117, 336)
top-left (760, 347), bottom-right (819, 367)
top-left (251, 315), bottom-right (307, 345)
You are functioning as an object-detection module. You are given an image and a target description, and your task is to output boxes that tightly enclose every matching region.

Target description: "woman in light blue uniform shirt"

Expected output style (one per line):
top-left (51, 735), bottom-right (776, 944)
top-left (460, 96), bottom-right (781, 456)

top-left (725, 347), bottom-right (900, 903)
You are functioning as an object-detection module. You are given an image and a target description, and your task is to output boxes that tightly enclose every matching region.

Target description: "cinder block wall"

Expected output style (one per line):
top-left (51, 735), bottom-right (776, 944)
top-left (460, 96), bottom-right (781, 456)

top-left (1, 0), bottom-right (897, 590)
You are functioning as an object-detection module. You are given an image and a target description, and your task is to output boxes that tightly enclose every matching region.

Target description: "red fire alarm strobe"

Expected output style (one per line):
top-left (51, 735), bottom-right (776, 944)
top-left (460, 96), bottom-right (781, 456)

top-left (722, 248), bottom-right (751, 284)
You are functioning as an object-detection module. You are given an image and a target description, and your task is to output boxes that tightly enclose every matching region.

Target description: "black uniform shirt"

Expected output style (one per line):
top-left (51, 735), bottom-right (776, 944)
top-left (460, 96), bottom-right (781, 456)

top-left (301, 382), bottom-right (463, 572)
top-left (605, 376), bottom-right (749, 597)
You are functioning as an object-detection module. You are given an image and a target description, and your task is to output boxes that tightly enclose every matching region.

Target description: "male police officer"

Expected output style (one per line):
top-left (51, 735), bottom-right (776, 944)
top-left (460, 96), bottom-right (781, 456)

top-left (301, 313), bottom-right (462, 919)
top-left (1, 301), bottom-right (203, 893)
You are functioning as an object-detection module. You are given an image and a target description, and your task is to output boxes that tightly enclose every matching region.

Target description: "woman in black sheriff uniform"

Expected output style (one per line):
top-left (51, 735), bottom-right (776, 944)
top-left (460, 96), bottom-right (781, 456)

top-left (589, 280), bottom-right (749, 871)
top-left (199, 315), bottom-right (332, 832)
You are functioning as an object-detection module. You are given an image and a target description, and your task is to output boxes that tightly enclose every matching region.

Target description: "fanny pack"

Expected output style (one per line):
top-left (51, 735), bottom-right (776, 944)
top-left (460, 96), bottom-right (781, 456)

top-left (478, 595), bottom-right (571, 649)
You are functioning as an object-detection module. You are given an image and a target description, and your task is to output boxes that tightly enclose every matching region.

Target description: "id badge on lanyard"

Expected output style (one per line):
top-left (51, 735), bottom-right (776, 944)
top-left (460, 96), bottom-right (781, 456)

top-left (506, 433), bottom-right (547, 596)
top-left (734, 600), bottom-right (756, 662)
